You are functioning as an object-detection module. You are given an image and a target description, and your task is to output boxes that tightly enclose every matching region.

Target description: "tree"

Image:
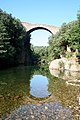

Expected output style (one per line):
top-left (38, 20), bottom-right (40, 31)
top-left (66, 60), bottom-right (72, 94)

top-left (48, 10), bottom-right (80, 60)
top-left (0, 9), bottom-right (27, 68)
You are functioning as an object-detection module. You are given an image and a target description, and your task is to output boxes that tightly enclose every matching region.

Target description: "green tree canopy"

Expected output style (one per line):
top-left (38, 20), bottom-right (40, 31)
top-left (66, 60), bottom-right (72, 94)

top-left (48, 10), bottom-right (80, 60)
top-left (0, 9), bottom-right (26, 68)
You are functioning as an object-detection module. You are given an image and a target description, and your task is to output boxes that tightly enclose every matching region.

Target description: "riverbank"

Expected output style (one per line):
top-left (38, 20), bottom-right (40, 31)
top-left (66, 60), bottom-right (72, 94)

top-left (49, 57), bottom-right (80, 72)
top-left (2, 102), bottom-right (73, 120)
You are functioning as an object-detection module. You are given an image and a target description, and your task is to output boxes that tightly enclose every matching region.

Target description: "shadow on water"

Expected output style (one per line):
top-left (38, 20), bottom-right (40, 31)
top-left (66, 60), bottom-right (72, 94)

top-left (0, 65), bottom-right (80, 119)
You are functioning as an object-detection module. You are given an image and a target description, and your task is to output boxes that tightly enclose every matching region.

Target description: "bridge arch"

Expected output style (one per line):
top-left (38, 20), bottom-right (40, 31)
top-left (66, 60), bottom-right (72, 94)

top-left (21, 22), bottom-right (60, 35)
top-left (27, 26), bottom-right (53, 35)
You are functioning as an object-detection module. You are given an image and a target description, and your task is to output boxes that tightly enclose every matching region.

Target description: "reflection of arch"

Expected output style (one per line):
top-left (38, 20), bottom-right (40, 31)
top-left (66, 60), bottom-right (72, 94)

top-left (27, 27), bottom-right (53, 35)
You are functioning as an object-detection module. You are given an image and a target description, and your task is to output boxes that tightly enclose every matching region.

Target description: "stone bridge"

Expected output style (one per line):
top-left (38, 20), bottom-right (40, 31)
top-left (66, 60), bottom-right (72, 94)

top-left (20, 22), bottom-right (60, 65)
top-left (21, 22), bottom-right (60, 35)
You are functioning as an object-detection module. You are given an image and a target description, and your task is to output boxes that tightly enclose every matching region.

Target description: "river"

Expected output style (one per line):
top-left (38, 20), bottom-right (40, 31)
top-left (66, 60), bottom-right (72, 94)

top-left (0, 65), bottom-right (80, 119)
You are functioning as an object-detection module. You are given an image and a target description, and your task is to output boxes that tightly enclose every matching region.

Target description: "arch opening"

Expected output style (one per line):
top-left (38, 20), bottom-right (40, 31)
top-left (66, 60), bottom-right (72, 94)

top-left (27, 26), bottom-right (53, 35)
top-left (23, 27), bottom-right (53, 65)
top-left (27, 27), bottom-right (53, 46)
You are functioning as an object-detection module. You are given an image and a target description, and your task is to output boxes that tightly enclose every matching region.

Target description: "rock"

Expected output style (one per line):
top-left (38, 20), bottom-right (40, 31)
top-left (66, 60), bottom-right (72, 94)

top-left (31, 115), bottom-right (34, 118)
top-left (49, 57), bottom-right (80, 72)
top-left (45, 106), bottom-right (48, 110)
top-left (49, 59), bottom-right (64, 70)
top-left (2, 102), bottom-right (73, 120)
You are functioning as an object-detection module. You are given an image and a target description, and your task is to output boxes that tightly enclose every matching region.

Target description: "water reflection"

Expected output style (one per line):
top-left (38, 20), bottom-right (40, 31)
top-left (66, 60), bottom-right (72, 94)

top-left (49, 69), bottom-right (80, 119)
top-left (0, 66), bottom-right (32, 117)
top-left (30, 75), bottom-right (51, 98)
top-left (49, 69), bottom-right (80, 81)
top-left (0, 66), bottom-right (51, 117)
top-left (0, 65), bottom-right (80, 119)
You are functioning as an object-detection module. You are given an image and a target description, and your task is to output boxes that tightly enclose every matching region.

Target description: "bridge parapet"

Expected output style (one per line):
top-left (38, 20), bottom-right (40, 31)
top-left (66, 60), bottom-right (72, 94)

top-left (21, 22), bottom-right (60, 34)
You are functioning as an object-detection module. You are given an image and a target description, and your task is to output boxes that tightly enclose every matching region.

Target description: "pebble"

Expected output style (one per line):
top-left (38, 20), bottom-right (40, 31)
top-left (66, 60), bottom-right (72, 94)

top-left (2, 102), bottom-right (74, 120)
top-left (45, 106), bottom-right (48, 110)
top-left (31, 115), bottom-right (34, 118)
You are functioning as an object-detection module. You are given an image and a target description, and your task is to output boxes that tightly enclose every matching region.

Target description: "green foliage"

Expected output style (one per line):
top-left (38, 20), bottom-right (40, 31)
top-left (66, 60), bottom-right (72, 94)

top-left (58, 60), bottom-right (64, 70)
top-left (66, 52), bottom-right (73, 58)
top-left (48, 10), bottom-right (80, 60)
top-left (0, 9), bottom-right (26, 68)
top-left (31, 46), bottom-right (49, 64)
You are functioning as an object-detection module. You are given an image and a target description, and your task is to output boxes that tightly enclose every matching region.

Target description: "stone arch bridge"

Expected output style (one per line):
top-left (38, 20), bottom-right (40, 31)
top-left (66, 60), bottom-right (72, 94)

top-left (21, 22), bottom-right (60, 35)
top-left (20, 22), bottom-right (60, 65)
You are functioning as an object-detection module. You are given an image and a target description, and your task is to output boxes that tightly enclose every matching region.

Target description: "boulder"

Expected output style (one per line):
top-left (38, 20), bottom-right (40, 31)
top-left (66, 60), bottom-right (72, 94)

top-left (49, 58), bottom-right (80, 72)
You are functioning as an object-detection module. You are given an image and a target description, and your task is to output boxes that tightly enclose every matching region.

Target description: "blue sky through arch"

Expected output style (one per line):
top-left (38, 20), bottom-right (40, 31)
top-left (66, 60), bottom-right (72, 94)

top-left (31, 30), bottom-right (52, 46)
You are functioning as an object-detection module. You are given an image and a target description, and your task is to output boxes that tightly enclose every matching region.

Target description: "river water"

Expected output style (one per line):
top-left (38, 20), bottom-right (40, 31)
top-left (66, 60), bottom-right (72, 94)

top-left (0, 65), bottom-right (80, 119)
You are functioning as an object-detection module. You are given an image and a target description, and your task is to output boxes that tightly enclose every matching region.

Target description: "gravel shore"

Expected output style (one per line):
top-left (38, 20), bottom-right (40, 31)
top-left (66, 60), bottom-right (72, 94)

top-left (2, 102), bottom-right (73, 120)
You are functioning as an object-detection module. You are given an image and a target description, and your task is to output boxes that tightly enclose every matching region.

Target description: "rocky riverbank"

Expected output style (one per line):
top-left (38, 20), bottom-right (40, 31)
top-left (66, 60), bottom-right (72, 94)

top-left (2, 102), bottom-right (73, 120)
top-left (49, 57), bottom-right (80, 72)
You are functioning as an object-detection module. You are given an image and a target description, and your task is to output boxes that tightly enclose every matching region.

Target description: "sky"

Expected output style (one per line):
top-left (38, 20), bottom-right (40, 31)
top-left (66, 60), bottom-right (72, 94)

top-left (0, 0), bottom-right (80, 46)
